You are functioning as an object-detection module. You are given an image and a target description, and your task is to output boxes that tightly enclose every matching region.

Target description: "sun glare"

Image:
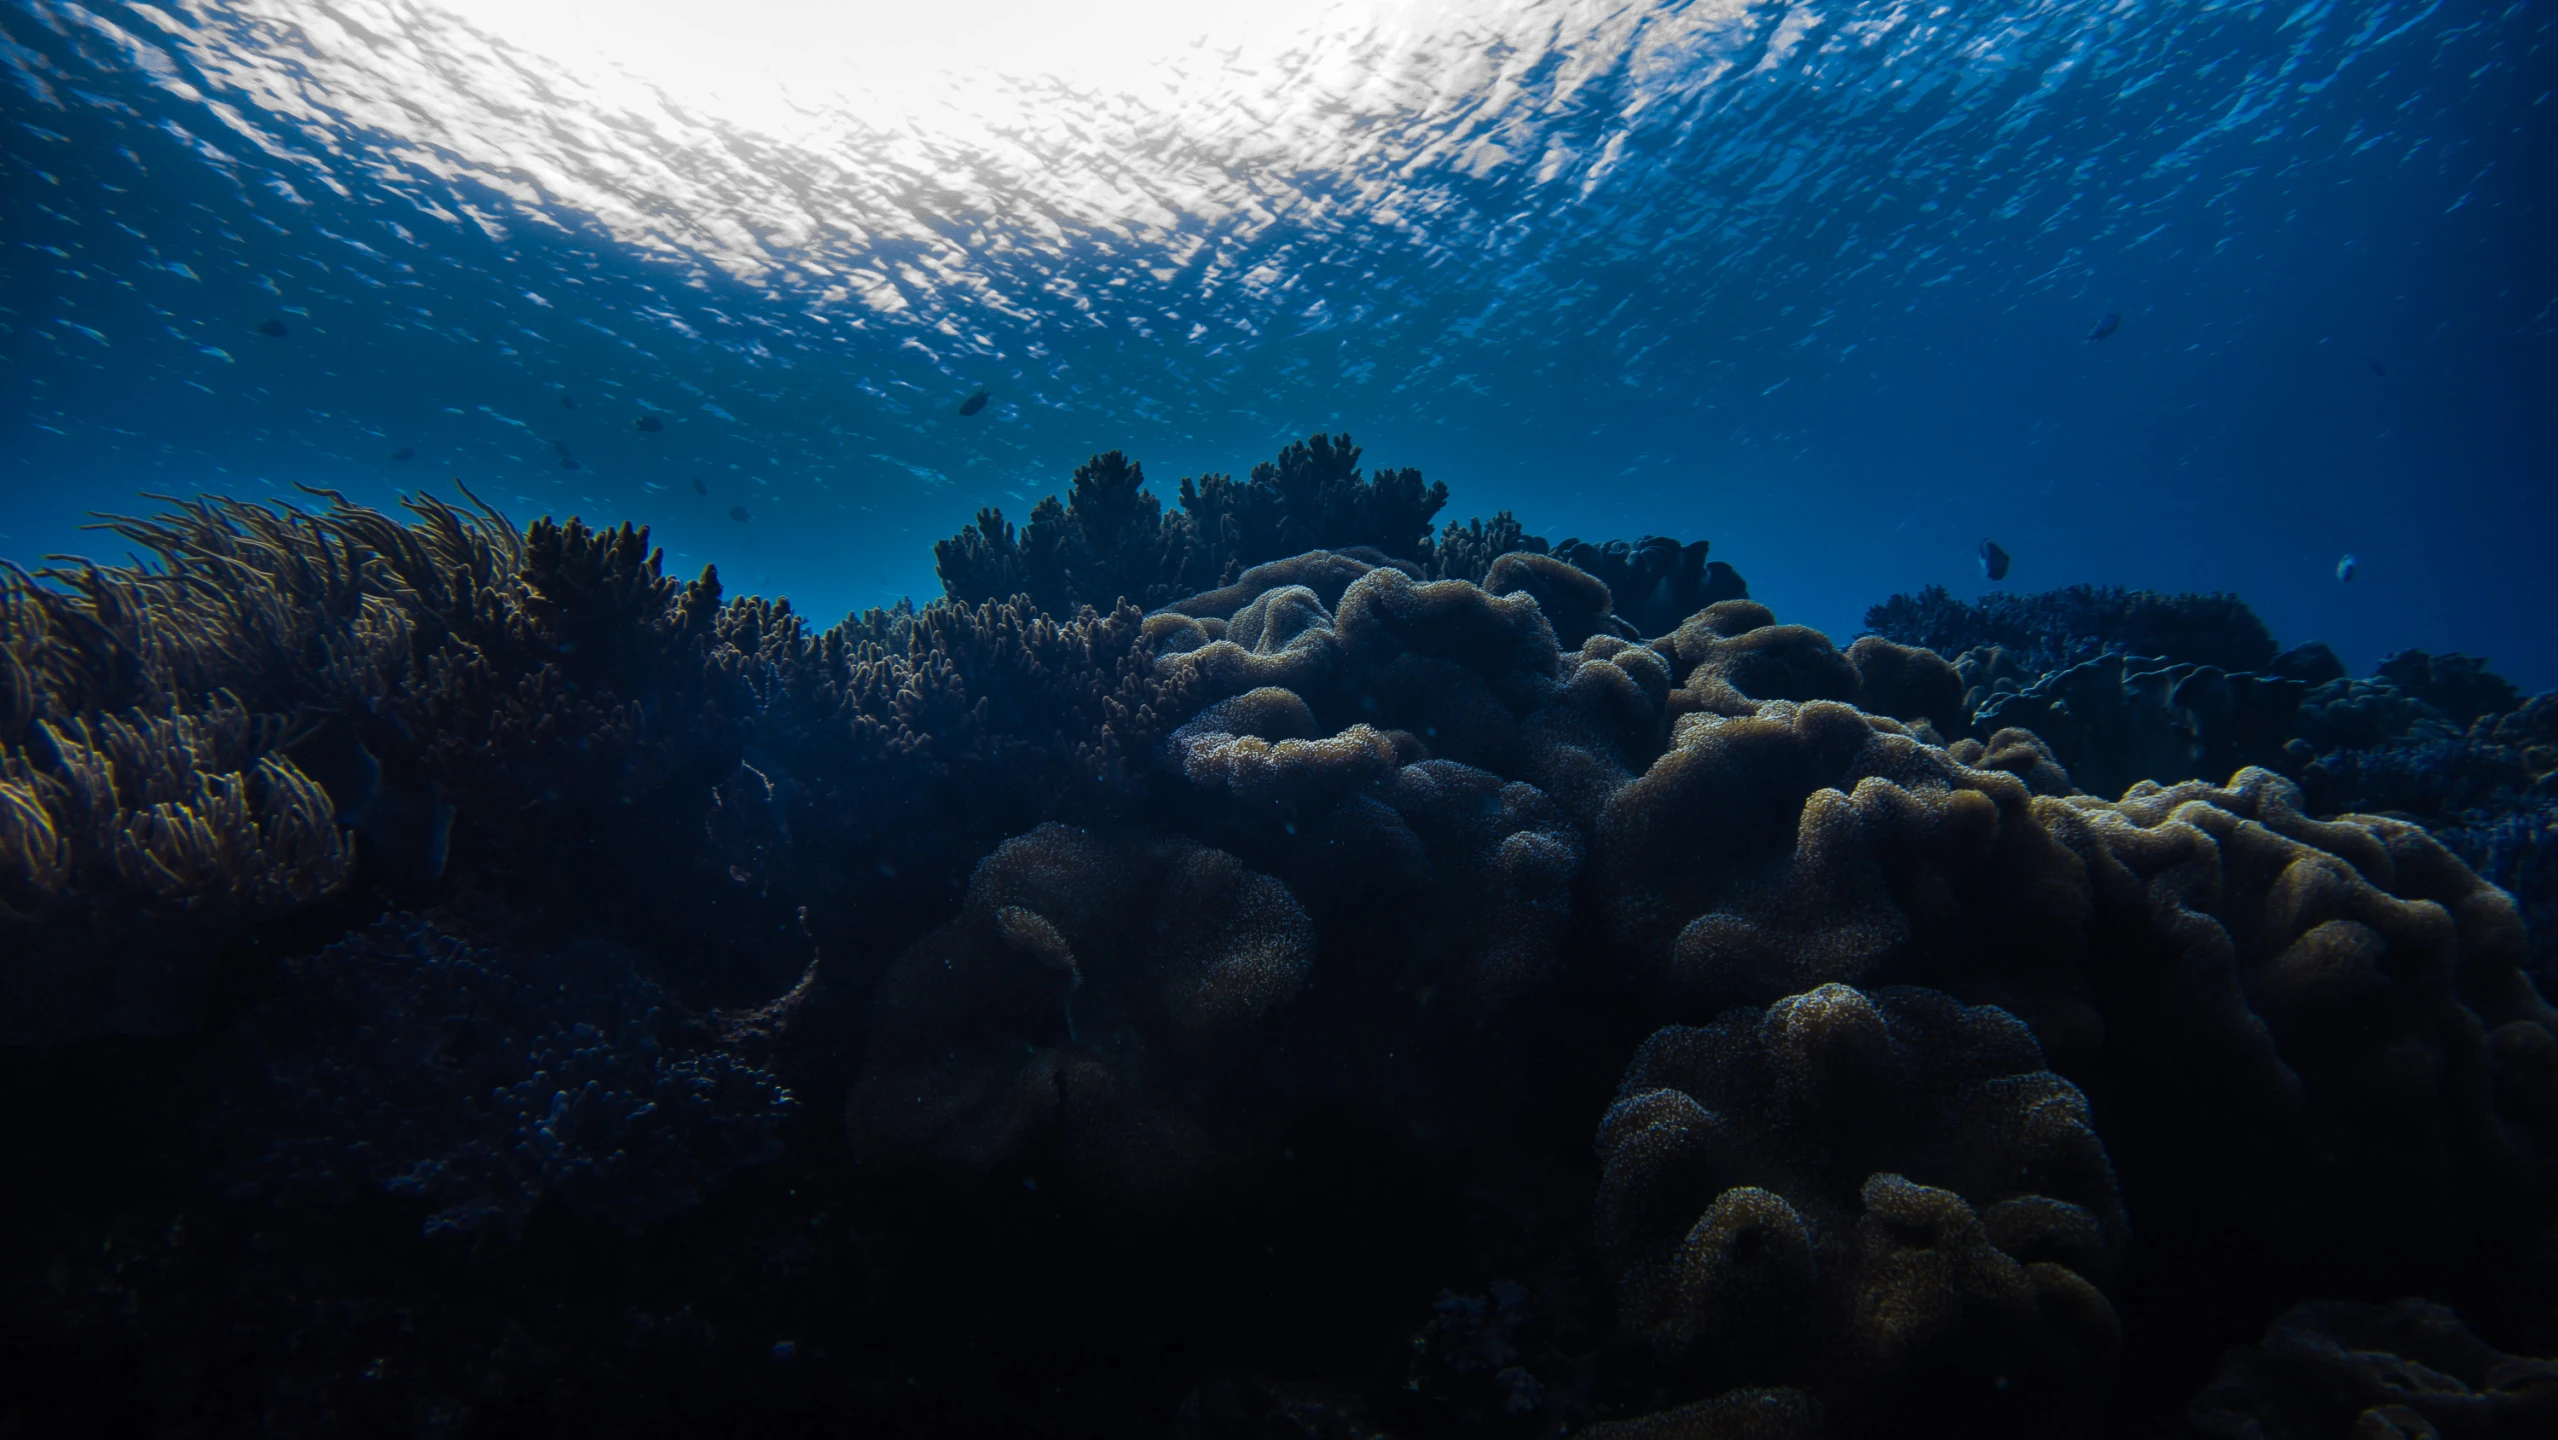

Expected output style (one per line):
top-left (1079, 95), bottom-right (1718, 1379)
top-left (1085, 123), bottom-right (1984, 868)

top-left (423, 0), bottom-right (1400, 140)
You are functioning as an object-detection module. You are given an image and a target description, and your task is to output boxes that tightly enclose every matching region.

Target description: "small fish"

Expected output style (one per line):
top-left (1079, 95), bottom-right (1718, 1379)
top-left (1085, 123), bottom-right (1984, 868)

top-left (553, 438), bottom-right (580, 471)
top-left (424, 797), bottom-right (454, 881)
top-left (2336, 553), bottom-right (2357, 583)
top-left (957, 388), bottom-right (989, 416)
top-left (728, 505), bottom-right (751, 522)
top-left (558, 391), bottom-right (577, 409)
top-left (1978, 538), bottom-right (2012, 582)
top-left (635, 414), bottom-right (663, 432)
top-left (691, 475), bottom-right (708, 496)
top-left (2367, 359), bottom-right (2387, 379)
top-left (254, 318), bottom-right (289, 337)
top-left (2086, 313), bottom-right (2121, 343)
top-left (389, 445), bottom-right (416, 462)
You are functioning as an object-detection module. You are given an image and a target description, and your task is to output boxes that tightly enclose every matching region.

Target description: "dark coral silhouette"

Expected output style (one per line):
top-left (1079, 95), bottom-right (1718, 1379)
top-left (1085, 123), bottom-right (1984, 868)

top-left (847, 823), bottom-right (1314, 1207)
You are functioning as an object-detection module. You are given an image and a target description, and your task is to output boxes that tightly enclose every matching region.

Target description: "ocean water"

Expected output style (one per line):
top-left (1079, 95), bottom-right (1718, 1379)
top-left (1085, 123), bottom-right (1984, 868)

top-left (5, 0), bottom-right (2550, 683)
top-left (9, 3), bottom-right (2558, 1435)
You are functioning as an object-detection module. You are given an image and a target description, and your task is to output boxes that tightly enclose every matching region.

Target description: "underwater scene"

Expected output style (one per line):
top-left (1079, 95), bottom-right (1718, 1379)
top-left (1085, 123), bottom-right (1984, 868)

top-left (4, 0), bottom-right (2556, 1434)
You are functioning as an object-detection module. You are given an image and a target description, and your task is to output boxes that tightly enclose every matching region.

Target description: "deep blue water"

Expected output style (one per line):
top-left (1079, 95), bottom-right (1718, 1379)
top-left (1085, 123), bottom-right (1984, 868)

top-left (4, 0), bottom-right (2552, 686)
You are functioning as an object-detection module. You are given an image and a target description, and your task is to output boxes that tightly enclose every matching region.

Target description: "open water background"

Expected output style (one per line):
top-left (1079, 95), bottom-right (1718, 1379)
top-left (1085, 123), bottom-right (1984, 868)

top-left (3, 0), bottom-right (2551, 684)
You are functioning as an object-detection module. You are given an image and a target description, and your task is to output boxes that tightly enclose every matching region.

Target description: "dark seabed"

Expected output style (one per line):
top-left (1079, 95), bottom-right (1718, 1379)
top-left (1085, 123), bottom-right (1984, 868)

top-left (3, 1), bottom-right (2556, 1436)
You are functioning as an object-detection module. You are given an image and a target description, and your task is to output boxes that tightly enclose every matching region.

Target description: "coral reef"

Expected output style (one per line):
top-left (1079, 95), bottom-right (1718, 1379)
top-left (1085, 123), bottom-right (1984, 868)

top-left (1861, 582), bottom-right (2279, 678)
top-left (216, 913), bottom-right (794, 1236)
top-left (11, 439), bottom-right (2558, 1439)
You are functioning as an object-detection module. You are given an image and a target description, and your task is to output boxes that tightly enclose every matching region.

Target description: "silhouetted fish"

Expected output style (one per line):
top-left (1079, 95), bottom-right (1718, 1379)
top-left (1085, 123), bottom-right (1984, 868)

top-left (553, 438), bottom-right (580, 470)
top-left (958, 388), bottom-right (989, 416)
top-left (2368, 359), bottom-right (2388, 379)
top-left (635, 414), bottom-right (664, 432)
top-left (254, 318), bottom-right (289, 337)
top-left (728, 505), bottom-right (751, 522)
top-left (558, 391), bottom-right (576, 409)
top-left (691, 476), bottom-right (708, 496)
top-left (2086, 313), bottom-right (2121, 343)
top-left (389, 445), bottom-right (416, 462)
top-left (2337, 553), bottom-right (2357, 582)
top-left (1979, 538), bottom-right (2012, 581)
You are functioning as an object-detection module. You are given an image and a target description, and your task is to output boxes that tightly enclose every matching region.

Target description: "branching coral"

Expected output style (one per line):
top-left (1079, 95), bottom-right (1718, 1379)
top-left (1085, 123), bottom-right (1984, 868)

top-left (848, 824), bottom-right (1315, 1207)
top-left (932, 450), bottom-right (1196, 613)
top-left (216, 913), bottom-right (795, 1236)
top-left (1594, 984), bottom-right (2125, 1427)
top-left (930, 436), bottom-right (1753, 648)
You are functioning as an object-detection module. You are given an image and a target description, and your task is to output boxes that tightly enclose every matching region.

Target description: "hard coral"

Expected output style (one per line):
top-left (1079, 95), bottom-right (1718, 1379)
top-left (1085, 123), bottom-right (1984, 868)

top-left (1594, 985), bottom-right (2124, 1429)
top-left (848, 823), bottom-right (1315, 1208)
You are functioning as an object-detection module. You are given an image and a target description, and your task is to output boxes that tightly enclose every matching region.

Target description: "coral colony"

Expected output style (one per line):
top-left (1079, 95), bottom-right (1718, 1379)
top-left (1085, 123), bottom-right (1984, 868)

top-left (6, 435), bottom-right (2556, 1435)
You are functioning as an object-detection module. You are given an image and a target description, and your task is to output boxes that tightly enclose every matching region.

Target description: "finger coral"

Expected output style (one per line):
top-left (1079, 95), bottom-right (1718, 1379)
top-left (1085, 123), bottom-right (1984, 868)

top-left (1594, 984), bottom-right (2125, 1427)
top-left (847, 823), bottom-right (1315, 1207)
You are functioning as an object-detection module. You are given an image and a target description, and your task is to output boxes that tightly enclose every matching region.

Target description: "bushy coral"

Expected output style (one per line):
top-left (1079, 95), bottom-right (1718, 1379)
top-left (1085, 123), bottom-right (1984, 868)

top-left (217, 914), bottom-right (795, 1236)
top-left (932, 450), bottom-right (1196, 614)
top-left (1, 697), bottom-right (347, 1042)
top-left (930, 434), bottom-right (1752, 644)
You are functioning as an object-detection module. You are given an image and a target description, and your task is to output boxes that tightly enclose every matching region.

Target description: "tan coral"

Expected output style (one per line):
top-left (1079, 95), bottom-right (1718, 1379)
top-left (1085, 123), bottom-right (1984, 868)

top-left (1594, 984), bottom-right (2125, 1426)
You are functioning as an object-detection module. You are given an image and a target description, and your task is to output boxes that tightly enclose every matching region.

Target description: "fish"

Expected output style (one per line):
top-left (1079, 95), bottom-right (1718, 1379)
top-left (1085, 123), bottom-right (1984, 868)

top-left (2336, 553), bottom-right (2357, 582)
top-left (558, 391), bottom-right (577, 409)
top-left (957, 388), bottom-right (989, 416)
top-left (2086, 313), bottom-right (2121, 343)
top-left (728, 505), bottom-right (751, 522)
top-left (692, 476), bottom-right (708, 495)
top-left (552, 438), bottom-right (580, 471)
top-left (254, 318), bottom-right (289, 337)
top-left (1979, 538), bottom-right (2012, 582)
top-left (424, 795), bottom-right (454, 881)
top-left (2368, 359), bottom-right (2388, 379)
top-left (635, 414), bottom-right (664, 432)
top-left (389, 445), bottom-right (416, 462)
